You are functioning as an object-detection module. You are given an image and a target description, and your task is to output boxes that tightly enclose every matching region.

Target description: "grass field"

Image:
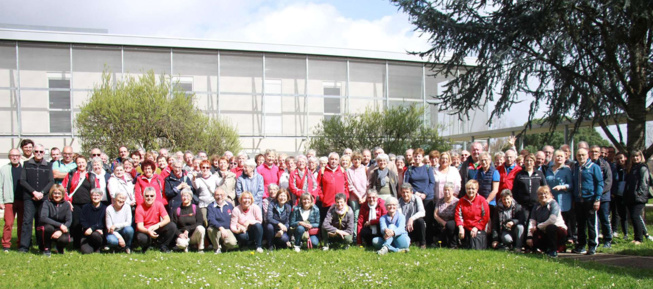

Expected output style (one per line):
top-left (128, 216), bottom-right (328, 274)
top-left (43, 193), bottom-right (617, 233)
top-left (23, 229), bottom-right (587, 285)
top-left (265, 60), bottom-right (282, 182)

top-left (0, 214), bottom-right (652, 288)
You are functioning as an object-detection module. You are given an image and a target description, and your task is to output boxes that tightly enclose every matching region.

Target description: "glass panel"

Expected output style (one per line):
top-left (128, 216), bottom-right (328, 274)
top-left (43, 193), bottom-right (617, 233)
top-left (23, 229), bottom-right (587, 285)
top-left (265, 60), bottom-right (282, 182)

top-left (388, 63), bottom-right (422, 99)
top-left (425, 73), bottom-right (449, 100)
top-left (350, 98), bottom-right (383, 114)
top-left (72, 45), bottom-right (122, 73)
top-left (307, 57), bottom-right (346, 95)
top-left (220, 112), bottom-right (261, 136)
top-left (324, 98), bottom-right (341, 114)
top-left (19, 43), bottom-right (70, 88)
top-left (49, 111), bottom-right (72, 133)
top-left (220, 53), bottom-right (262, 94)
top-left (0, 42), bottom-right (17, 88)
top-left (0, 89), bottom-right (19, 134)
top-left (49, 90), bottom-right (70, 109)
top-left (173, 50), bottom-right (218, 93)
top-left (266, 55), bottom-right (306, 95)
top-left (350, 61), bottom-right (385, 98)
top-left (123, 47), bottom-right (170, 75)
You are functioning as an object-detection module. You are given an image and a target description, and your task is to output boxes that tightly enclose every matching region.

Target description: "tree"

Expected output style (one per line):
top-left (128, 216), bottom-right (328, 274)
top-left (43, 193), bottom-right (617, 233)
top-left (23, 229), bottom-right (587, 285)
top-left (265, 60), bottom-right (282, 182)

top-left (76, 71), bottom-right (241, 158)
top-left (521, 128), bottom-right (611, 154)
top-left (393, 0), bottom-right (652, 156)
top-left (308, 104), bottom-right (450, 155)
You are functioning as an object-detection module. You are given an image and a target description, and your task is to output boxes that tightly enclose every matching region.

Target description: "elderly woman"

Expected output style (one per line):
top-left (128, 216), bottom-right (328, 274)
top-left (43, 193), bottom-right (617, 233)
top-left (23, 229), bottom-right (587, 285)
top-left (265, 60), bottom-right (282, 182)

top-left (122, 158), bottom-right (137, 180)
top-left (289, 155), bottom-right (320, 205)
top-left (526, 186), bottom-right (568, 257)
top-left (434, 183), bottom-right (459, 248)
top-left (290, 193), bottom-right (321, 252)
top-left (492, 189), bottom-right (526, 252)
top-left (105, 191), bottom-right (133, 254)
top-left (62, 155), bottom-right (95, 250)
top-left (513, 154), bottom-right (548, 220)
top-left (90, 157), bottom-right (111, 206)
top-left (455, 180), bottom-right (490, 250)
top-left (368, 154), bottom-right (398, 203)
top-left (395, 156), bottom-right (406, 188)
top-left (134, 160), bottom-right (166, 207)
top-left (322, 193), bottom-right (355, 250)
top-left (172, 188), bottom-right (206, 253)
top-left (544, 149), bottom-right (575, 243)
top-left (494, 152), bottom-right (505, 168)
top-left (308, 156), bottom-right (319, 179)
top-left (108, 164), bottom-right (136, 208)
top-left (357, 190), bottom-right (387, 246)
top-left (624, 150), bottom-right (650, 245)
top-left (236, 160), bottom-right (265, 208)
top-left (279, 156), bottom-right (296, 189)
top-left (80, 188), bottom-right (107, 254)
top-left (347, 152), bottom-right (368, 235)
top-left (193, 160), bottom-right (223, 226)
top-left (373, 197), bottom-right (410, 255)
top-left (404, 148), bottom-right (436, 246)
top-left (265, 189), bottom-right (292, 250)
top-left (230, 191), bottom-right (264, 252)
top-left (262, 184), bottom-right (279, 218)
top-left (434, 152), bottom-right (462, 204)
top-left (216, 156), bottom-right (237, 204)
top-left (37, 184), bottom-right (72, 256)
top-left (474, 152), bottom-right (500, 206)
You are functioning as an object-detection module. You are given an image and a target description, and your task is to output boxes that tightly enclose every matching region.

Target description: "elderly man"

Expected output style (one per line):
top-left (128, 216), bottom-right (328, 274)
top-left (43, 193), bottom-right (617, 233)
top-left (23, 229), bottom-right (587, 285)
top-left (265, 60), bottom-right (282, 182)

top-left (19, 144), bottom-right (54, 253)
top-left (207, 188), bottom-right (238, 254)
top-left (572, 148), bottom-right (604, 255)
top-left (111, 146), bottom-right (131, 171)
top-left (317, 152), bottom-right (350, 222)
top-left (398, 183), bottom-right (426, 248)
top-left (589, 145), bottom-right (613, 248)
top-left (135, 187), bottom-right (177, 253)
top-left (497, 149), bottom-right (521, 193)
top-left (0, 149), bottom-right (24, 251)
top-left (362, 149), bottom-right (374, 168)
top-left (459, 142), bottom-right (484, 197)
top-left (542, 145), bottom-right (555, 165)
top-left (52, 146), bottom-right (77, 185)
top-left (405, 148), bottom-right (415, 167)
top-left (535, 151), bottom-right (548, 172)
top-left (158, 148), bottom-right (169, 159)
top-left (357, 190), bottom-right (387, 246)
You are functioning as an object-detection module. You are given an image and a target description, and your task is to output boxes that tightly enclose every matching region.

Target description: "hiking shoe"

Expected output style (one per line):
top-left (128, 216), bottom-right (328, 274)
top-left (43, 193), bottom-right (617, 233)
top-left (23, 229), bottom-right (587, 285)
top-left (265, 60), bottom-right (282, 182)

top-left (603, 242), bottom-right (612, 249)
top-left (377, 246), bottom-right (388, 255)
top-left (571, 247), bottom-right (587, 254)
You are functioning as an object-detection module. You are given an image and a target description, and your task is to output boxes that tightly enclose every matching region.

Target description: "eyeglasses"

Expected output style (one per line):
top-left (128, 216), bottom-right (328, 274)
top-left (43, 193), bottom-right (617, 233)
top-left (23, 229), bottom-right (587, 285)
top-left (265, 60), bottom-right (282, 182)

top-left (230, 162), bottom-right (237, 165)
top-left (34, 150), bottom-right (44, 154)
top-left (9, 154), bottom-right (20, 157)
top-left (201, 166), bottom-right (211, 169)
top-left (92, 154), bottom-right (101, 157)
top-left (144, 195), bottom-right (156, 198)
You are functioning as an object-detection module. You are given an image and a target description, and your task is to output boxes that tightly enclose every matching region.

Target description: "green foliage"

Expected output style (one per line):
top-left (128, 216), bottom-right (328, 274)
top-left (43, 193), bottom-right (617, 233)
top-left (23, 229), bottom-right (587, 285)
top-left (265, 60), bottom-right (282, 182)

top-left (522, 128), bottom-right (612, 154)
top-left (308, 105), bottom-right (450, 155)
top-left (76, 71), bottom-right (240, 158)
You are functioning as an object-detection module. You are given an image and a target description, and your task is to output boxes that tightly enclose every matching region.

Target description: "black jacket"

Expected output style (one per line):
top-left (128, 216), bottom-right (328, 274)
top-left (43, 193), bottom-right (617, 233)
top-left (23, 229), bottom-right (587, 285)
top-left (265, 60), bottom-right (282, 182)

top-left (164, 172), bottom-right (196, 210)
top-left (624, 163), bottom-right (650, 205)
top-left (40, 199), bottom-right (72, 228)
top-left (20, 158), bottom-right (54, 200)
top-left (492, 201), bottom-right (526, 242)
top-left (512, 170), bottom-right (547, 208)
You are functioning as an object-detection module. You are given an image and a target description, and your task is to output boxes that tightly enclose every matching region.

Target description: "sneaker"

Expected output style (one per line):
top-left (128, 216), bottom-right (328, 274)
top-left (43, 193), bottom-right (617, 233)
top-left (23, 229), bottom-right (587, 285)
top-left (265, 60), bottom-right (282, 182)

top-left (647, 235), bottom-right (653, 241)
top-left (603, 242), bottom-right (612, 249)
top-left (214, 248), bottom-right (222, 254)
top-left (571, 247), bottom-right (587, 254)
top-left (586, 250), bottom-right (596, 255)
top-left (125, 248), bottom-right (131, 254)
top-left (294, 246), bottom-right (301, 253)
top-left (547, 250), bottom-right (558, 258)
top-left (160, 246), bottom-right (171, 253)
top-left (255, 247), bottom-right (264, 253)
top-left (322, 246), bottom-right (329, 251)
top-left (2, 248), bottom-right (9, 253)
top-left (43, 250), bottom-right (51, 257)
top-left (18, 248), bottom-right (27, 253)
top-left (612, 232), bottom-right (619, 238)
top-left (398, 248), bottom-right (410, 253)
top-left (377, 246), bottom-right (389, 255)
top-left (184, 247), bottom-right (189, 253)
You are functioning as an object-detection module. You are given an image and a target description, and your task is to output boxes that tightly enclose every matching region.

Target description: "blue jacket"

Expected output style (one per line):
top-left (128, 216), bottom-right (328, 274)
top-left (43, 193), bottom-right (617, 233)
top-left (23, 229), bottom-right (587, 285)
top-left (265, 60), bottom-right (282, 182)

top-left (545, 166), bottom-right (574, 212)
top-left (379, 212), bottom-right (407, 237)
top-left (266, 200), bottom-right (291, 228)
top-left (206, 201), bottom-right (234, 229)
top-left (289, 204), bottom-right (320, 228)
top-left (573, 159), bottom-right (604, 202)
top-left (235, 172), bottom-right (264, 208)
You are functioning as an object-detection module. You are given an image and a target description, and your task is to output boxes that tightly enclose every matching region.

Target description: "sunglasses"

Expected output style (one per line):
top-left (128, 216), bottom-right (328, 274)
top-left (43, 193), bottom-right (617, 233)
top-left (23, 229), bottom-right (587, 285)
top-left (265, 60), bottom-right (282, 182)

top-left (230, 162), bottom-right (237, 165)
top-left (201, 166), bottom-right (211, 169)
top-left (92, 154), bottom-right (101, 157)
top-left (34, 150), bottom-right (44, 154)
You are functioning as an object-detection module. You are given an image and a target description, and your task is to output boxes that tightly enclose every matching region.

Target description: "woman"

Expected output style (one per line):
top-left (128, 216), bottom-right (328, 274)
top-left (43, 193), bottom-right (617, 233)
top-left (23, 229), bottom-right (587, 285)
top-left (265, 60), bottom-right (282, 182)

top-left (216, 157), bottom-right (237, 204)
top-left (265, 189), bottom-right (292, 250)
top-left (192, 160), bottom-right (223, 226)
top-left (235, 160), bottom-right (265, 208)
top-left (262, 184), bottom-right (279, 217)
top-left (624, 150), bottom-right (650, 245)
top-left (290, 193), bottom-right (320, 252)
top-left (37, 184), bottom-right (72, 256)
top-left (455, 180), bottom-right (490, 250)
top-left (122, 158), bottom-right (138, 180)
top-left (357, 190), bottom-right (387, 246)
top-left (433, 152), bottom-right (462, 204)
top-left (340, 155), bottom-right (351, 170)
top-left (210, 155), bottom-right (221, 174)
top-left (62, 155), bottom-right (97, 250)
top-left (90, 157), bottom-right (111, 206)
top-left (255, 154), bottom-right (265, 167)
top-left (611, 152), bottom-right (629, 239)
top-left (347, 152), bottom-right (368, 235)
top-left (230, 191), bottom-right (264, 252)
top-left (373, 197), bottom-right (410, 255)
top-left (134, 160), bottom-right (166, 207)
top-left (171, 188), bottom-right (206, 252)
top-left (404, 148), bottom-right (436, 246)
top-left (308, 156), bottom-right (319, 179)
top-left (474, 152), bottom-right (499, 206)
top-left (107, 164), bottom-right (136, 208)
top-left (434, 183), bottom-right (459, 248)
top-left (257, 149), bottom-right (279, 197)
top-left (429, 150), bottom-right (440, 170)
top-left (526, 186), bottom-right (568, 257)
top-left (395, 156), bottom-right (406, 188)
top-left (368, 154), bottom-right (398, 203)
top-left (513, 154), bottom-right (548, 220)
top-left (80, 188), bottom-right (107, 254)
top-left (279, 156), bottom-right (296, 189)
top-left (494, 152), bottom-right (505, 168)
top-left (105, 192), bottom-right (133, 254)
top-left (491, 189), bottom-right (525, 252)
top-left (544, 150), bottom-right (575, 243)
top-left (322, 193), bottom-right (355, 250)
top-left (289, 155), bottom-right (320, 205)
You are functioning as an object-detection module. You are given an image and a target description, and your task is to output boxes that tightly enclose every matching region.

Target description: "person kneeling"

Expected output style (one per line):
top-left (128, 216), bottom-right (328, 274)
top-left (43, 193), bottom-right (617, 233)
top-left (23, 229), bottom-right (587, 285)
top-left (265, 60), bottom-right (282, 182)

top-left (37, 185), bottom-right (72, 256)
top-left (135, 187), bottom-right (177, 253)
top-left (106, 192), bottom-right (134, 254)
top-left (80, 188), bottom-right (107, 254)
top-left (172, 188), bottom-right (206, 253)
top-left (207, 188), bottom-right (238, 254)
top-left (373, 197), bottom-right (410, 255)
top-left (526, 186), bottom-right (568, 257)
top-left (290, 193), bottom-right (321, 252)
top-left (455, 180), bottom-right (490, 250)
top-left (491, 189), bottom-right (525, 252)
top-left (322, 193), bottom-right (354, 250)
top-left (230, 191), bottom-right (264, 253)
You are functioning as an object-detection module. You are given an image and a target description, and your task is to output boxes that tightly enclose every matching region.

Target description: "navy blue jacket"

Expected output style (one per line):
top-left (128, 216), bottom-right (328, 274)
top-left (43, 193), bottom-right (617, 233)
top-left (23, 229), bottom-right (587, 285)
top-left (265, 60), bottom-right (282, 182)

top-left (206, 201), bottom-right (234, 229)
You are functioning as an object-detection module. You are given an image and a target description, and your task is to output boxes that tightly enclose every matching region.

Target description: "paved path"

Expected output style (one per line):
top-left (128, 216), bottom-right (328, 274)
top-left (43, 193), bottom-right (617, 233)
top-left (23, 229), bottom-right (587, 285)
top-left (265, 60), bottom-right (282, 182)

top-left (558, 252), bottom-right (653, 270)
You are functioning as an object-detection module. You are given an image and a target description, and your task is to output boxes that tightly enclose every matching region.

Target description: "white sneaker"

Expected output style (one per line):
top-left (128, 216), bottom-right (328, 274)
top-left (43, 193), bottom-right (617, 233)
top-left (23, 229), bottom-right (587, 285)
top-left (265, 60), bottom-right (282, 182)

top-left (612, 232), bottom-right (619, 238)
top-left (184, 247), bottom-right (188, 253)
top-left (648, 235), bottom-right (653, 241)
top-left (398, 248), bottom-right (410, 253)
top-left (322, 246), bottom-right (329, 251)
top-left (294, 246), bottom-right (301, 253)
top-left (255, 247), bottom-right (264, 253)
top-left (377, 246), bottom-right (389, 255)
top-left (214, 248), bottom-right (222, 254)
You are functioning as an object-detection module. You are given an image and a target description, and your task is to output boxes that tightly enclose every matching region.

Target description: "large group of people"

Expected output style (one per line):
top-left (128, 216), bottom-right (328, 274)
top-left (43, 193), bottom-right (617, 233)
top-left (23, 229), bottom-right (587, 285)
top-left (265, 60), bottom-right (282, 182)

top-left (0, 138), bottom-right (650, 258)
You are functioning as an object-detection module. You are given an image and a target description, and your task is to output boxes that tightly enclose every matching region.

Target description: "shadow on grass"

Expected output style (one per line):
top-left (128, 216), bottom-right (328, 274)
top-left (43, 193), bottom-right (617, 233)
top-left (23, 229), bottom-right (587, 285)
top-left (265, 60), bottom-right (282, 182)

top-left (520, 252), bottom-right (653, 280)
top-left (615, 248), bottom-right (653, 256)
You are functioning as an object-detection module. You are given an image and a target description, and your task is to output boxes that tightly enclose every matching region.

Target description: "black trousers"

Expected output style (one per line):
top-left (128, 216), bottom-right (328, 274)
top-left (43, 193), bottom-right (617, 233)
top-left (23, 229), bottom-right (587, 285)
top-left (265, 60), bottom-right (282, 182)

top-left (611, 195), bottom-right (628, 236)
top-left (408, 218), bottom-right (426, 246)
top-left (575, 201), bottom-right (599, 249)
top-left (20, 199), bottom-right (43, 251)
top-left (71, 203), bottom-right (85, 249)
top-left (627, 203), bottom-right (646, 242)
top-left (359, 226), bottom-right (381, 246)
top-left (37, 224), bottom-right (70, 252)
top-left (80, 231), bottom-right (104, 254)
top-left (423, 199), bottom-right (436, 245)
top-left (532, 224), bottom-right (567, 253)
top-left (136, 223), bottom-right (178, 251)
top-left (461, 229), bottom-right (486, 250)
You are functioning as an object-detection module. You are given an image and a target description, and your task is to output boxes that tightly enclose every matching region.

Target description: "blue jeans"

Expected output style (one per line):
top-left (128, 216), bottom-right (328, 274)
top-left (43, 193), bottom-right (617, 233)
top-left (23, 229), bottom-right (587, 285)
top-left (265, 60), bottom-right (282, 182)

top-left (372, 233), bottom-right (410, 252)
top-left (598, 201), bottom-right (612, 242)
top-left (106, 226), bottom-right (134, 248)
top-left (294, 225), bottom-right (319, 248)
top-left (235, 223), bottom-right (263, 249)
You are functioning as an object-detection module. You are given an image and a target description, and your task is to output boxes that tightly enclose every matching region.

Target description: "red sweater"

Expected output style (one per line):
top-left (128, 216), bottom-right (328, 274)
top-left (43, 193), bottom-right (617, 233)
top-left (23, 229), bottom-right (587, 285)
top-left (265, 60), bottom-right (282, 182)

top-left (497, 164), bottom-right (522, 192)
top-left (134, 174), bottom-right (167, 206)
top-left (356, 199), bottom-right (387, 244)
top-left (455, 194), bottom-right (490, 231)
top-left (317, 166), bottom-right (349, 208)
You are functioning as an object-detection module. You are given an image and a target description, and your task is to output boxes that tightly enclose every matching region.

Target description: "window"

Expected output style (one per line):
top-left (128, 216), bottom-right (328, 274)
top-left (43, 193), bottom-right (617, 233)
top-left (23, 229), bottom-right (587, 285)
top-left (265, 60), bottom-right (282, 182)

top-left (172, 76), bottom-right (193, 95)
top-left (323, 82), bottom-right (341, 121)
top-left (48, 73), bottom-right (71, 133)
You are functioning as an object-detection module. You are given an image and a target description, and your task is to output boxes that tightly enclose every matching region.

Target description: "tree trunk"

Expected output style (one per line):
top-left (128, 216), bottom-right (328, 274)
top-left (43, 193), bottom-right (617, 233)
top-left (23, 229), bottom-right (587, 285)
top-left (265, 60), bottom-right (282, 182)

top-left (626, 93), bottom-right (647, 156)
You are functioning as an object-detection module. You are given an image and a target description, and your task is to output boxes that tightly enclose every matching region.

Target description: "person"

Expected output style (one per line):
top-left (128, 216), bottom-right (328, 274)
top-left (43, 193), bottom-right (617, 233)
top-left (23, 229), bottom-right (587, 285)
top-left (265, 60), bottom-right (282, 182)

top-left (512, 153), bottom-right (547, 221)
top-left (79, 188), bottom-right (107, 254)
top-left (182, 151), bottom-right (194, 174)
top-left (404, 148), bottom-right (436, 246)
top-left (545, 150), bottom-right (575, 244)
top-left (231, 152), bottom-right (248, 178)
top-left (289, 155), bottom-right (320, 205)
top-left (279, 156), bottom-right (295, 189)
top-left (192, 160), bottom-right (223, 226)
top-left (308, 156), bottom-right (319, 179)
top-left (542, 145), bottom-right (555, 166)
top-left (362, 149), bottom-right (374, 168)
top-left (62, 155), bottom-right (98, 250)
top-left (395, 156), bottom-right (406, 188)
top-left (255, 154), bottom-right (265, 167)
top-left (450, 152), bottom-right (461, 169)
top-left (90, 157), bottom-right (111, 205)
top-left (497, 149), bottom-right (522, 193)
top-left (398, 183), bottom-right (426, 248)
top-left (265, 189), bottom-right (292, 250)
top-left (345, 152), bottom-right (367, 236)
top-left (459, 142), bottom-right (483, 197)
top-left (0, 148), bottom-right (23, 251)
top-left (19, 139), bottom-right (34, 162)
top-left (49, 147), bottom-right (61, 164)
top-left (368, 154), bottom-right (398, 203)
top-left (216, 156), bottom-right (237, 204)
top-left (230, 191), bottom-right (264, 252)
top-left (373, 197), bottom-right (411, 255)
top-left (433, 183), bottom-right (459, 248)
top-left (535, 151), bottom-right (548, 172)
top-left (491, 189), bottom-right (525, 252)
top-left (157, 155), bottom-right (171, 180)
top-left (455, 180), bottom-right (490, 250)
top-left (257, 149), bottom-right (279, 198)
top-left (171, 188), bottom-right (205, 253)
top-left (405, 148), bottom-right (415, 167)
top-left (589, 145), bottom-right (613, 248)
top-left (290, 192), bottom-right (321, 252)
top-left (357, 190), bottom-right (387, 246)
top-left (322, 193), bottom-right (354, 250)
top-left (164, 158), bottom-right (194, 212)
top-left (135, 187), bottom-right (177, 253)
top-left (107, 164), bottom-right (136, 210)
top-left (429, 150), bottom-right (441, 170)
top-left (340, 155), bottom-right (351, 171)
top-left (434, 152), bottom-right (461, 204)
top-left (206, 188), bottom-right (238, 254)
top-left (52, 146), bottom-right (77, 184)
top-left (236, 160), bottom-right (265, 208)
top-left (623, 150), bottom-right (650, 245)
top-left (474, 152), bottom-right (500, 206)
top-left (526, 186), bottom-right (568, 257)
top-left (36, 185), bottom-right (71, 256)
top-left (111, 146), bottom-right (131, 172)
top-left (105, 192), bottom-right (134, 254)
top-left (262, 184), bottom-right (279, 217)
top-left (572, 148), bottom-right (604, 255)
top-left (493, 152), bottom-right (505, 168)
top-left (611, 152), bottom-right (628, 239)
top-left (19, 144), bottom-right (54, 253)
top-left (123, 159), bottom-right (137, 180)
top-left (317, 152), bottom-right (350, 222)
top-left (134, 160), bottom-right (166, 207)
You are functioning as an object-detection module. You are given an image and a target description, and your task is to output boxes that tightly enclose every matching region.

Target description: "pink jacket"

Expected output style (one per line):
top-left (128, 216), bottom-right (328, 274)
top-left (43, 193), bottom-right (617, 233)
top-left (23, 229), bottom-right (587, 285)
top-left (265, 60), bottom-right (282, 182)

top-left (347, 166), bottom-right (368, 203)
top-left (257, 163), bottom-right (279, 199)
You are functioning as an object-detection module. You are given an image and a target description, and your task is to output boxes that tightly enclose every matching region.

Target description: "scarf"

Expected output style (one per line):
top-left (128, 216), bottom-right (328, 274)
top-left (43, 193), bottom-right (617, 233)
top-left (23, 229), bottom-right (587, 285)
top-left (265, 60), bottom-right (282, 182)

top-left (377, 168), bottom-right (389, 187)
top-left (368, 202), bottom-right (378, 234)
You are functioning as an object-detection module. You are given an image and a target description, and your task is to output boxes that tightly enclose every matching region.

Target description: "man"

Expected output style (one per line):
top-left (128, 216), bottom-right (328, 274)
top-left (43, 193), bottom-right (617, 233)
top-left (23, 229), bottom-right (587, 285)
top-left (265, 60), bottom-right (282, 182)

top-left (206, 188), bottom-right (238, 254)
top-left (405, 148), bottom-right (415, 167)
top-left (589, 145), bottom-right (613, 248)
top-left (398, 184), bottom-right (426, 248)
top-left (605, 147), bottom-right (616, 163)
top-left (322, 193), bottom-right (354, 250)
top-left (497, 149), bottom-right (521, 192)
top-left (305, 149), bottom-right (316, 160)
top-left (20, 139), bottom-right (34, 162)
top-left (362, 149), bottom-right (373, 168)
top-left (49, 147), bottom-right (61, 164)
top-left (343, 148), bottom-right (353, 158)
top-left (52, 146), bottom-right (77, 184)
top-left (164, 158), bottom-right (194, 211)
top-left (572, 148), bottom-right (604, 255)
top-left (542, 145), bottom-right (555, 165)
top-left (90, 148), bottom-right (102, 159)
top-left (231, 152), bottom-right (248, 178)
top-left (459, 142), bottom-right (483, 197)
top-left (357, 190), bottom-right (386, 246)
top-left (135, 187), bottom-right (177, 253)
top-left (317, 152), bottom-right (350, 222)
top-left (535, 151), bottom-right (548, 172)
top-left (19, 144), bottom-right (54, 253)
top-left (0, 149), bottom-right (23, 251)
top-left (111, 146), bottom-right (131, 171)
top-left (560, 144), bottom-right (572, 166)
top-left (158, 148), bottom-right (169, 159)
top-left (198, 151), bottom-right (208, 161)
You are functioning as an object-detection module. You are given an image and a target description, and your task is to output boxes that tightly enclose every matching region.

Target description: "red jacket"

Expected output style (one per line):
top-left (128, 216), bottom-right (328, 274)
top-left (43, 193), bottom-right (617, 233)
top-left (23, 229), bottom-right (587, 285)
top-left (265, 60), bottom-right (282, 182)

top-left (231, 166), bottom-right (244, 179)
top-left (497, 164), bottom-right (522, 192)
top-left (288, 168), bottom-right (320, 203)
top-left (134, 174), bottom-right (167, 206)
top-left (317, 165), bottom-right (349, 207)
top-left (455, 194), bottom-right (490, 231)
top-left (356, 198), bottom-right (387, 244)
